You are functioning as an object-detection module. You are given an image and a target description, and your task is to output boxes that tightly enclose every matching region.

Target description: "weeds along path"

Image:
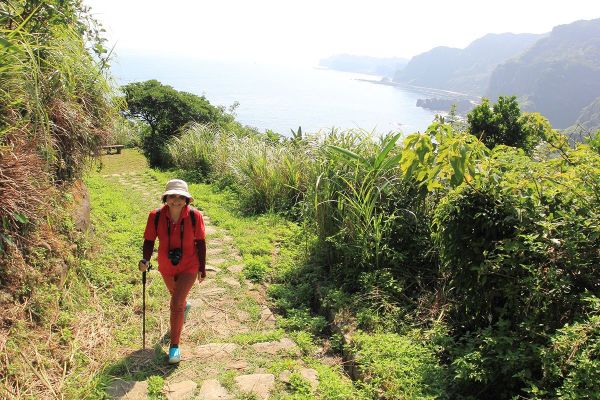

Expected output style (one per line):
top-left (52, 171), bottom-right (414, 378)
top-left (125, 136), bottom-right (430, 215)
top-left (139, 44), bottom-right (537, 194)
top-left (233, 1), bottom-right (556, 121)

top-left (88, 149), bottom-right (339, 400)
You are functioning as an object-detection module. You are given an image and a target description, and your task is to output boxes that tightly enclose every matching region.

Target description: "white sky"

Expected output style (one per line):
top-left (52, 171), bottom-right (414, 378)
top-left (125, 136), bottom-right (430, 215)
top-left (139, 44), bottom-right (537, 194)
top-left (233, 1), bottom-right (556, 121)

top-left (85, 0), bottom-right (600, 65)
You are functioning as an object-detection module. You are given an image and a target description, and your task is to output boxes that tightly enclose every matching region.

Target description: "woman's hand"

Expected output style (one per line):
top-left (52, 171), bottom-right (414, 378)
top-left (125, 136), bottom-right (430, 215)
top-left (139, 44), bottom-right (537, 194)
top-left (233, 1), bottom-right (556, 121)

top-left (138, 259), bottom-right (149, 272)
top-left (197, 272), bottom-right (205, 283)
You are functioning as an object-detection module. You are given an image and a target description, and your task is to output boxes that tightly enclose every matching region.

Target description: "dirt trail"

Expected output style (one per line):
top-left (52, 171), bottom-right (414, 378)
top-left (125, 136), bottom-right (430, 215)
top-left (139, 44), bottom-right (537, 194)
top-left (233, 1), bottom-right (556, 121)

top-left (100, 168), bottom-right (319, 400)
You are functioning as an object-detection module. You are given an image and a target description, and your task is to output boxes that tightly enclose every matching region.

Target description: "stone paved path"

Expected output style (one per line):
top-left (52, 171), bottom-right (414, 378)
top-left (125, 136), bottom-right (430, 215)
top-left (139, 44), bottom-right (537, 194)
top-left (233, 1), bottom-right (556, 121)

top-left (102, 170), bottom-right (321, 399)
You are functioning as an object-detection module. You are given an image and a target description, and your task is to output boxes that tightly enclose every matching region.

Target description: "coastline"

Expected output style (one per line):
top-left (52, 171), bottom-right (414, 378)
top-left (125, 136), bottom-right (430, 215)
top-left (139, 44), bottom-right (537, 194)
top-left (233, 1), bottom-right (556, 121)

top-left (355, 78), bottom-right (481, 102)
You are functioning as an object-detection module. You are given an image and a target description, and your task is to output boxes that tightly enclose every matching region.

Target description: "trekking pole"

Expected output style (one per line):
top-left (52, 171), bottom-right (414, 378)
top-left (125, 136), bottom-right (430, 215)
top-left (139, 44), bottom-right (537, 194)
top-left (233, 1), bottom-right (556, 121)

top-left (142, 263), bottom-right (151, 350)
top-left (142, 269), bottom-right (146, 349)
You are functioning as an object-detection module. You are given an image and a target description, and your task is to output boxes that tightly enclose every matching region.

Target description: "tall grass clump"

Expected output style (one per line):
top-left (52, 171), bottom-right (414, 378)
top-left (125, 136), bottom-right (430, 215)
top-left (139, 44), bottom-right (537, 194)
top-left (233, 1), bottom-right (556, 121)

top-left (166, 123), bottom-right (231, 180)
top-left (1, 0), bottom-right (116, 285)
top-left (168, 123), bottom-right (315, 215)
top-left (229, 135), bottom-right (312, 214)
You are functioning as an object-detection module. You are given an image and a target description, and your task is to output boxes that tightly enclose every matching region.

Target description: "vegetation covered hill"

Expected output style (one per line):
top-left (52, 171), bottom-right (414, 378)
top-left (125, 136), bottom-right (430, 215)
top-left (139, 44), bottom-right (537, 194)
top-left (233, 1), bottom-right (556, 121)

top-left (393, 33), bottom-right (543, 95)
top-left (488, 18), bottom-right (600, 128)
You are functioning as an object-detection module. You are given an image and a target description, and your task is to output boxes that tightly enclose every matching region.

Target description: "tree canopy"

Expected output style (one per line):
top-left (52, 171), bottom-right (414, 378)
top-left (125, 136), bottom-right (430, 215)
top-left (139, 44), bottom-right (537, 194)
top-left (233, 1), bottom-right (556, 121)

top-left (122, 80), bottom-right (222, 167)
top-left (467, 96), bottom-right (552, 153)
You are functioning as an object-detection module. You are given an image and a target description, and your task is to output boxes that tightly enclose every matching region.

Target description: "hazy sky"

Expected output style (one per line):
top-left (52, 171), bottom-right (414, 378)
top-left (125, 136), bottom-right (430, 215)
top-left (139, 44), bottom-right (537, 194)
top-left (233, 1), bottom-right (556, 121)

top-left (86, 0), bottom-right (600, 65)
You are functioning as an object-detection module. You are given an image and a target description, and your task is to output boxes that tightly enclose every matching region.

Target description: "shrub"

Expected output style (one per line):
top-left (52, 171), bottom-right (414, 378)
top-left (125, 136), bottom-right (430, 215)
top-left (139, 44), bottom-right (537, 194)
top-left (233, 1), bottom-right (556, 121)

top-left (434, 143), bottom-right (600, 397)
top-left (537, 298), bottom-right (600, 399)
top-left (278, 308), bottom-right (327, 335)
top-left (243, 258), bottom-right (268, 282)
top-left (467, 96), bottom-right (550, 153)
top-left (350, 331), bottom-right (447, 399)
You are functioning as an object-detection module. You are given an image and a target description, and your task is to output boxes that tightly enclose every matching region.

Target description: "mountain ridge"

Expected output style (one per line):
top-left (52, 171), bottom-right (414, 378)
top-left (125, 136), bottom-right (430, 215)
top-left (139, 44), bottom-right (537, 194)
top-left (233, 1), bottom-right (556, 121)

top-left (393, 32), bottom-right (544, 95)
top-left (488, 18), bottom-right (600, 128)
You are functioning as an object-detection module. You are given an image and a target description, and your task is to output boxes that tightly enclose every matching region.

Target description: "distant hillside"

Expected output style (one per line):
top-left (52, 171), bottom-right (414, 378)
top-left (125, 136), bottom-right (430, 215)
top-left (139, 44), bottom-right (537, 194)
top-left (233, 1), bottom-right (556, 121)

top-left (571, 96), bottom-right (600, 133)
top-left (393, 33), bottom-right (543, 95)
top-left (319, 54), bottom-right (408, 77)
top-left (488, 19), bottom-right (600, 128)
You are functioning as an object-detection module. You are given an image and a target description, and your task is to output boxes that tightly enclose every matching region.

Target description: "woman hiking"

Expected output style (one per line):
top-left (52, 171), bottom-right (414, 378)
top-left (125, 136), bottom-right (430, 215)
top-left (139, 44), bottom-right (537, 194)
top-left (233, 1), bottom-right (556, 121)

top-left (138, 179), bottom-right (207, 364)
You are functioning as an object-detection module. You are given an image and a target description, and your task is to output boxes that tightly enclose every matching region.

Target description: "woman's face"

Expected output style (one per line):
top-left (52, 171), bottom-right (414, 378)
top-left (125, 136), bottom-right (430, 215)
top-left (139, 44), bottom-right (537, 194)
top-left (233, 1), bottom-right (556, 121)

top-left (166, 194), bottom-right (187, 209)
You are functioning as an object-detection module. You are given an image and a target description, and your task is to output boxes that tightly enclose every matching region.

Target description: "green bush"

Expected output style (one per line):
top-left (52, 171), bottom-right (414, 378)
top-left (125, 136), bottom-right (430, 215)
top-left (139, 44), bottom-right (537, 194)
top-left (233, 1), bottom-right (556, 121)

top-left (243, 258), bottom-right (268, 282)
top-left (467, 96), bottom-right (550, 153)
top-left (163, 98), bottom-right (600, 398)
top-left (537, 299), bottom-right (600, 399)
top-left (278, 308), bottom-right (327, 335)
top-left (351, 331), bottom-right (447, 399)
top-left (434, 143), bottom-right (600, 397)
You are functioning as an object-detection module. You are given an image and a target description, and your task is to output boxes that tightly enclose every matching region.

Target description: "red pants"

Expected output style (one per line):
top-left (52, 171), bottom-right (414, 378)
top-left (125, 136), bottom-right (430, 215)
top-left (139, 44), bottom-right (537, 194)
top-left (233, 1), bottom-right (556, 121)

top-left (161, 272), bottom-right (196, 346)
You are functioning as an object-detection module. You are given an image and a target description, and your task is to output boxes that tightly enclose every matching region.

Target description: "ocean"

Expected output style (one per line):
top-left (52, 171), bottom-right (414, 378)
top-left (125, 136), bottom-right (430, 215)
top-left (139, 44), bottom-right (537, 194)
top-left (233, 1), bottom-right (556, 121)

top-left (110, 54), bottom-right (437, 136)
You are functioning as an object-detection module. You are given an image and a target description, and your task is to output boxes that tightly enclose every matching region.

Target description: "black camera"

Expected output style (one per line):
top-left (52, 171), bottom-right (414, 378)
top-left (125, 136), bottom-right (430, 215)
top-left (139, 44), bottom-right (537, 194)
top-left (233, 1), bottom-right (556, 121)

top-left (168, 248), bottom-right (182, 265)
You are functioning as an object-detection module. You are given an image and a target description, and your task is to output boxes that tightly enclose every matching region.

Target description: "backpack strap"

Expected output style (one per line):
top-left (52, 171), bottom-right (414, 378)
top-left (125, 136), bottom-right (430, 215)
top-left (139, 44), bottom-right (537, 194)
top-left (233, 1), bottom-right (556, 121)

top-left (189, 206), bottom-right (197, 229)
top-left (155, 206), bottom-right (198, 232)
top-left (154, 207), bottom-right (161, 232)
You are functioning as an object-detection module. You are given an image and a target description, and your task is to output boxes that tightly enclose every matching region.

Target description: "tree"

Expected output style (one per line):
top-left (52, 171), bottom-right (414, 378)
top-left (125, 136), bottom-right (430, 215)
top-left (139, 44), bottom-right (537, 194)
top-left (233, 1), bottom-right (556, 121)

top-left (122, 80), bottom-right (222, 167)
top-left (467, 96), bottom-right (551, 154)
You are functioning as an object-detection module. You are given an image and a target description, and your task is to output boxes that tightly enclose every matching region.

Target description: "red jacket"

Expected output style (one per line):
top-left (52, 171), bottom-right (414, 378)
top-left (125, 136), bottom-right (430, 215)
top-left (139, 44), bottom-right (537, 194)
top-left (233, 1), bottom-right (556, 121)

top-left (143, 205), bottom-right (206, 276)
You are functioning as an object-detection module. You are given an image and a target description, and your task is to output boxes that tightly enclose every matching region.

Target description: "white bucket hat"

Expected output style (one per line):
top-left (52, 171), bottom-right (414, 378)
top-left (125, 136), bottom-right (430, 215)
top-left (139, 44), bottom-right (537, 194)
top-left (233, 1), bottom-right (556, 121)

top-left (162, 179), bottom-right (193, 203)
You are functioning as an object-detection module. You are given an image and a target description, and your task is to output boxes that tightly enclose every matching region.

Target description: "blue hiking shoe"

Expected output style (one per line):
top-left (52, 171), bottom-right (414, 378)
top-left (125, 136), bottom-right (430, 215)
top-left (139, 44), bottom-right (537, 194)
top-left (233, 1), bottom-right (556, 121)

top-left (168, 346), bottom-right (181, 364)
top-left (184, 301), bottom-right (191, 323)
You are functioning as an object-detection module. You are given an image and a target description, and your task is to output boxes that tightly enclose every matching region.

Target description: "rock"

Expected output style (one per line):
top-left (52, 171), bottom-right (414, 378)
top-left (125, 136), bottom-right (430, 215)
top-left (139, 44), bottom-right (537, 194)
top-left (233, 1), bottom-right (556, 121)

top-left (207, 247), bottom-right (224, 256)
top-left (71, 180), bottom-right (90, 232)
top-left (279, 370), bottom-right (292, 382)
top-left (197, 380), bottom-right (232, 400)
top-left (237, 310), bottom-right (250, 322)
top-left (299, 368), bottom-right (319, 389)
top-left (205, 225), bottom-right (217, 235)
top-left (234, 374), bottom-right (275, 399)
top-left (210, 258), bottom-right (227, 265)
top-left (193, 343), bottom-right (237, 360)
top-left (197, 287), bottom-right (227, 297)
top-left (105, 380), bottom-right (148, 399)
top-left (206, 265), bottom-right (221, 273)
top-left (252, 338), bottom-right (299, 355)
top-left (222, 277), bottom-right (241, 288)
top-left (260, 307), bottom-right (277, 326)
top-left (227, 264), bottom-right (244, 274)
top-left (228, 360), bottom-right (249, 370)
top-left (279, 368), bottom-right (319, 390)
top-left (165, 380), bottom-right (197, 400)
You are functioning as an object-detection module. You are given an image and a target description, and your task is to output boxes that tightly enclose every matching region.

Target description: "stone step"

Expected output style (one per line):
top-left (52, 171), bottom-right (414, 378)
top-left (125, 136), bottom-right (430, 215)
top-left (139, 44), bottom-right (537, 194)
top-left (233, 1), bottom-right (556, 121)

top-left (197, 379), bottom-right (232, 400)
top-left (279, 368), bottom-right (319, 390)
top-left (165, 380), bottom-right (197, 400)
top-left (234, 374), bottom-right (275, 400)
top-left (252, 338), bottom-right (300, 356)
top-left (191, 343), bottom-right (238, 360)
top-left (106, 380), bottom-right (147, 399)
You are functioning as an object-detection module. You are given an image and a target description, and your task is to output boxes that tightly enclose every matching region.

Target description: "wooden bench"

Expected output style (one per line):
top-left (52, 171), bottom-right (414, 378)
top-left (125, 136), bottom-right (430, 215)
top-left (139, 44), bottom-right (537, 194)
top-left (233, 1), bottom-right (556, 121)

top-left (101, 145), bottom-right (124, 154)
